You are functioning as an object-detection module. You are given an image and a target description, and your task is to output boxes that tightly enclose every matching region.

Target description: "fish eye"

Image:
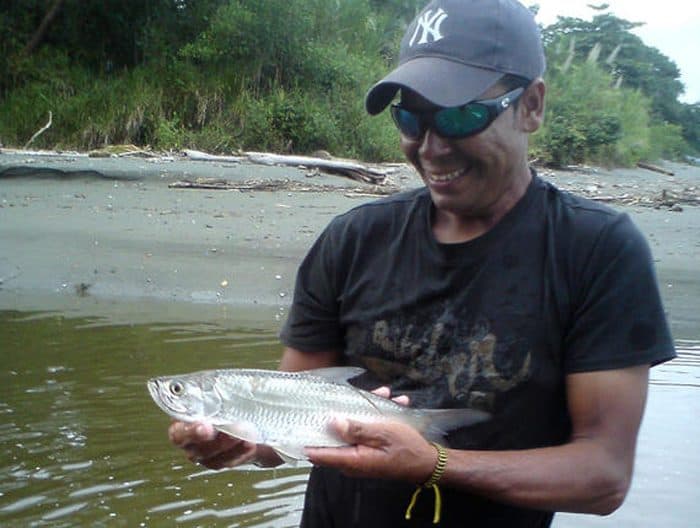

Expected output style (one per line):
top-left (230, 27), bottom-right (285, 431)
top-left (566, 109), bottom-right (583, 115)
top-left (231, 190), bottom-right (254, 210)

top-left (169, 381), bottom-right (184, 396)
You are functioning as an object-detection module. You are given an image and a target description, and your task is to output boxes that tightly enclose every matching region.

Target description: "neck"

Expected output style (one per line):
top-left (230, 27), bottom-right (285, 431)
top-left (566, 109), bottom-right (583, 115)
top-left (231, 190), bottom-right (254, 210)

top-left (432, 168), bottom-right (532, 244)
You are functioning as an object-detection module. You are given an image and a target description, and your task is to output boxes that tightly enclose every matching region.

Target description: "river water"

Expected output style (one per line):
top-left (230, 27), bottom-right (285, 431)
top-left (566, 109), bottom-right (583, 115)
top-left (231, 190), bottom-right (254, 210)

top-left (0, 306), bottom-right (698, 527)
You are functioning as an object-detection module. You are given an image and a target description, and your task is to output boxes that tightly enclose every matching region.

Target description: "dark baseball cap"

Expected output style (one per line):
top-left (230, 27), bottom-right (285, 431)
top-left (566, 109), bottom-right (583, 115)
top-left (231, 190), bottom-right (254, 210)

top-left (365, 0), bottom-right (546, 115)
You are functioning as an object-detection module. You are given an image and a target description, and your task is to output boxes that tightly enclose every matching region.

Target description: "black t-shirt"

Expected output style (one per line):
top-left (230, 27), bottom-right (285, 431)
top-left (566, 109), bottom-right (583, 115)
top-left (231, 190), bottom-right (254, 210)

top-left (280, 174), bottom-right (675, 527)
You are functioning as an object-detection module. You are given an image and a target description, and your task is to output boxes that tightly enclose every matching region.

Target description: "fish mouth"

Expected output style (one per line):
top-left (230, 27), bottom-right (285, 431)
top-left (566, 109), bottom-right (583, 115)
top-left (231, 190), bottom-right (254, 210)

top-left (147, 379), bottom-right (161, 402)
top-left (147, 379), bottom-right (169, 413)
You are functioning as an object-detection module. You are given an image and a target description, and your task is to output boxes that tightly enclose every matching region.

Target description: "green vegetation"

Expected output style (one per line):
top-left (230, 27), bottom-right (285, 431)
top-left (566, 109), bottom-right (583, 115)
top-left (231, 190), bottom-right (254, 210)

top-left (1, 0), bottom-right (698, 166)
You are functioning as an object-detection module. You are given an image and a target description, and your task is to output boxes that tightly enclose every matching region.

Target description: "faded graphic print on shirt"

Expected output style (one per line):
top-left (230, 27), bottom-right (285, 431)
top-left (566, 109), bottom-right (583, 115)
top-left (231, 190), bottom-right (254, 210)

top-left (345, 300), bottom-right (532, 413)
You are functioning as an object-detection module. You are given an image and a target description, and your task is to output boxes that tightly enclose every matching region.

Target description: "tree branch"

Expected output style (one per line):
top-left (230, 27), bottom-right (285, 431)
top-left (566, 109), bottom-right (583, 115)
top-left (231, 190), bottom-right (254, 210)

top-left (24, 111), bottom-right (53, 149)
top-left (22, 0), bottom-right (65, 56)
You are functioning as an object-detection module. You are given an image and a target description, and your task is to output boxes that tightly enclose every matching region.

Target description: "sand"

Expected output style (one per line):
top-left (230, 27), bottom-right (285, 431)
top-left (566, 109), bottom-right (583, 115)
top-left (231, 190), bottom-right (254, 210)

top-left (0, 150), bottom-right (698, 335)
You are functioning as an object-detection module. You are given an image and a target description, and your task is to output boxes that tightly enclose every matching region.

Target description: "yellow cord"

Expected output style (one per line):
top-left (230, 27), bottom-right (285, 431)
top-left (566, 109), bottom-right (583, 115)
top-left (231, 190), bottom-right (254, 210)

top-left (405, 442), bottom-right (448, 524)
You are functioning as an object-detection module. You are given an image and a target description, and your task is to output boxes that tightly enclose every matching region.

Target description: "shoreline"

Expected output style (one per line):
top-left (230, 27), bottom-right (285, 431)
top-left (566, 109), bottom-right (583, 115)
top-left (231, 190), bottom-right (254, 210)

top-left (1, 150), bottom-right (698, 335)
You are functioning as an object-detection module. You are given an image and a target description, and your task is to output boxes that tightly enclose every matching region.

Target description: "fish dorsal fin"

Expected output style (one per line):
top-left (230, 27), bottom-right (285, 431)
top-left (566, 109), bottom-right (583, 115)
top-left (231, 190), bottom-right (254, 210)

top-left (302, 367), bottom-right (365, 384)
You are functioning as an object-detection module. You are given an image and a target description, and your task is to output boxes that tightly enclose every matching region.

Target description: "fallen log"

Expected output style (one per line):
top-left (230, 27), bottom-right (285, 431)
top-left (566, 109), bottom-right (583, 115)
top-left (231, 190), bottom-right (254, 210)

top-left (168, 177), bottom-right (399, 196)
top-left (182, 149), bottom-right (245, 163)
top-left (182, 149), bottom-right (389, 184)
top-left (637, 162), bottom-right (674, 176)
top-left (243, 151), bottom-right (388, 184)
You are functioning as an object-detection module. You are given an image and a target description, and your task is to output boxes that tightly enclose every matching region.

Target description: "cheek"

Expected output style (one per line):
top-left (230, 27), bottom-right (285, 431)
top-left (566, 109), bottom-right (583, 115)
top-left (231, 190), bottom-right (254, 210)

top-left (399, 136), bottom-right (420, 164)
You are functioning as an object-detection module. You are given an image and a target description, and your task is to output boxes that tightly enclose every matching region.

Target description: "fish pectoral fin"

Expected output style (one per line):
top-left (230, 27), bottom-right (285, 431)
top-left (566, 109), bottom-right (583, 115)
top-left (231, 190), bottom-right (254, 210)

top-left (213, 421), bottom-right (262, 444)
top-left (302, 367), bottom-right (365, 384)
top-left (272, 445), bottom-right (307, 465)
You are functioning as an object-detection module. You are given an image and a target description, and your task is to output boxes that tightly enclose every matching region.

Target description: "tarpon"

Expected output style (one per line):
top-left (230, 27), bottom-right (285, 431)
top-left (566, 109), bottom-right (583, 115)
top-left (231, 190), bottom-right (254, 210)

top-left (147, 367), bottom-right (488, 462)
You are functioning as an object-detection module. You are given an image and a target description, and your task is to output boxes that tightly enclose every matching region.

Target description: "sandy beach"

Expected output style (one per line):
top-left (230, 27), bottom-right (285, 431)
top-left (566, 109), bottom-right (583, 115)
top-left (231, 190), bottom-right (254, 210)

top-left (1, 149), bottom-right (699, 334)
top-left (1, 150), bottom-right (699, 528)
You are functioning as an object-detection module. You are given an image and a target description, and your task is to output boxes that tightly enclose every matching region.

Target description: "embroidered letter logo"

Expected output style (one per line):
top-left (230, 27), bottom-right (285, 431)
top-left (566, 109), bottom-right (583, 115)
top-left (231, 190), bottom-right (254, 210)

top-left (409, 8), bottom-right (448, 46)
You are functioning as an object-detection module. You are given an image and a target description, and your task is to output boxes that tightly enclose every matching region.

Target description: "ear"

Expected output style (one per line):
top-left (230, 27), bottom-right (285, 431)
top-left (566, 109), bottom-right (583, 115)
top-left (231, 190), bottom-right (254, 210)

top-left (518, 78), bottom-right (546, 133)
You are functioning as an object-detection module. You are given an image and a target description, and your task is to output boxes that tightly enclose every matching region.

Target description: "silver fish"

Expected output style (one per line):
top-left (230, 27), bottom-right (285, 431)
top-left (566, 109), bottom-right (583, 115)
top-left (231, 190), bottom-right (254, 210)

top-left (147, 367), bottom-right (488, 462)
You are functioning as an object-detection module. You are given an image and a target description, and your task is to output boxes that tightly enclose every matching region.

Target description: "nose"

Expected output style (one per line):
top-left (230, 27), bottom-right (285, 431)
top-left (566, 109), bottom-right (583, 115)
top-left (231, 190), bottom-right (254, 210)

top-left (418, 128), bottom-right (453, 160)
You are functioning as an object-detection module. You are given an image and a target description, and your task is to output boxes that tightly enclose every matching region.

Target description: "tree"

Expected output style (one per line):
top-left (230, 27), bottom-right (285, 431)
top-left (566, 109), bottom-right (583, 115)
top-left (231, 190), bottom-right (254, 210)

top-left (542, 11), bottom-right (684, 119)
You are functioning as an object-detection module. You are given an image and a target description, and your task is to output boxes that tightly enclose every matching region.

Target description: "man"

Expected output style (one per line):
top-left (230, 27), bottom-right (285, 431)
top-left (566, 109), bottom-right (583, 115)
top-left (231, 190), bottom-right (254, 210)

top-left (169, 0), bottom-right (676, 525)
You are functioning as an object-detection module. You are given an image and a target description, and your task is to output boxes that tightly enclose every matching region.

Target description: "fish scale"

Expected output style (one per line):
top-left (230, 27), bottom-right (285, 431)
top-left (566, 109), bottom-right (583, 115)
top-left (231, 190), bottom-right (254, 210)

top-left (148, 367), bottom-right (488, 462)
top-left (218, 372), bottom-right (392, 445)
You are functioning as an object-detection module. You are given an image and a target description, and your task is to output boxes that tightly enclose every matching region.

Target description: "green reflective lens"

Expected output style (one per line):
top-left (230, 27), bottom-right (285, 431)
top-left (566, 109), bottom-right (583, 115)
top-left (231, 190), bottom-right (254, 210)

top-left (392, 107), bottom-right (422, 139)
top-left (435, 105), bottom-right (489, 137)
top-left (390, 86), bottom-right (525, 140)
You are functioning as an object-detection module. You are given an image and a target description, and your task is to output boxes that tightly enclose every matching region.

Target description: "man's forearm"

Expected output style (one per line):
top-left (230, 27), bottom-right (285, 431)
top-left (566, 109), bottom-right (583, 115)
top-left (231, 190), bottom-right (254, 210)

top-left (441, 438), bottom-right (631, 515)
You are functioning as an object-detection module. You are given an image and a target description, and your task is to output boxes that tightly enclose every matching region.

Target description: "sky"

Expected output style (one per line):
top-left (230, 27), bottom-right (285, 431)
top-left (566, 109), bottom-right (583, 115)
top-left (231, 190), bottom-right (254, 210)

top-left (533, 1), bottom-right (700, 104)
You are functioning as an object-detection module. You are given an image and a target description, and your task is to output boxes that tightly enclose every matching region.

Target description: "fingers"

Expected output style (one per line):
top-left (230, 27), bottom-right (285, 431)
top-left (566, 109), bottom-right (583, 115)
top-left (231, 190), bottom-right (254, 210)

top-left (305, 418), bottom-right (388, 469)
top-left (168, 420), bottom-right (255, 470)
top-left (168, 421), bottom-right (216, 447)
top-left (392, 395), bottom-right (410, 406)
top-left (307, 418), bottom-right (437, 482)
top-left (331, 417), bottom-right (386, 448)
top-left (194, 442), bottom-right (257, 470)
top-left (370, 386), bottom-right (410, 406)
top-left (371, 386), bottom-right (391, 399)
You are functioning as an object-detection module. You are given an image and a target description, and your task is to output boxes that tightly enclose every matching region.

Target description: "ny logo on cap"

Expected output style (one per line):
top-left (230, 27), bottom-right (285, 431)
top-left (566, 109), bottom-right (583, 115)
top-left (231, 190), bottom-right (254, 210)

top-left (409, 8), bottom-right (448, 47)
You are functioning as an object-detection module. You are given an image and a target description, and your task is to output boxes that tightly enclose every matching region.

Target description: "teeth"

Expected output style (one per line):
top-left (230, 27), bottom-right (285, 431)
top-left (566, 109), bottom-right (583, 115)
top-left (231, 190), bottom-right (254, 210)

top-left (428, 169), bottom-right (465, 183)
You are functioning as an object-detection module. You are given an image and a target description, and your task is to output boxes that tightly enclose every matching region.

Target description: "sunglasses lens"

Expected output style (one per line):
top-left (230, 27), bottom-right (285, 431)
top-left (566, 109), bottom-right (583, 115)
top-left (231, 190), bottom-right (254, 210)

top-left (435, 104), bottom-right (489, 137)
top-left (391, 100), bottom-right (497, 139)
top-left (391, 106), bottom-right (423, 139)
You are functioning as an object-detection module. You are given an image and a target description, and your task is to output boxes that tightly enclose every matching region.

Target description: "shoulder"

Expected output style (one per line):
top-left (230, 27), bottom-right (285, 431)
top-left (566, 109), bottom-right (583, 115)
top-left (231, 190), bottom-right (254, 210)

top-left (325, 187), bottom-right (429, 236)
top-left (538, 177), bottom-right (622, 228)
top-left (536, 177), bottom-right (645, 252)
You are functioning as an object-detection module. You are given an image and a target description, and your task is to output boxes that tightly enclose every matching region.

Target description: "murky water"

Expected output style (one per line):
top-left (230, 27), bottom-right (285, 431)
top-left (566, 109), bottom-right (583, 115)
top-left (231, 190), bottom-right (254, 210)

top-left (0, 309), bottom-right (698, 527)
top-left (0, 310), bottom-right (306, 527)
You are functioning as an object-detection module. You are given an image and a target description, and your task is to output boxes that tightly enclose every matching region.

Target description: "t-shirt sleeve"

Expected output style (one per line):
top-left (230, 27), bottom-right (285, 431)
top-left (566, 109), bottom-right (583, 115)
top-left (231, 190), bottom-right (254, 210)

top-left (564, 213), bottom-right (676, 373)
top-left (279, 220), bottom-right (345, 352)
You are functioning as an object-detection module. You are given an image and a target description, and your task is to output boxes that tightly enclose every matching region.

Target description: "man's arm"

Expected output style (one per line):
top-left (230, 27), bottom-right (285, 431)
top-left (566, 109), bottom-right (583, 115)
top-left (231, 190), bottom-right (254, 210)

top-left (279, 346), bottom-right (341, 371)
top-left (168, 346), bottom-right (341, 469)
top-left (305, 364), bottom-right (649, 515)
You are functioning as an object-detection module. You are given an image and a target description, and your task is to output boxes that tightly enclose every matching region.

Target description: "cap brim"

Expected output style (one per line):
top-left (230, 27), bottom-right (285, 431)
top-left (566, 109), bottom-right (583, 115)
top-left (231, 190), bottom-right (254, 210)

top-left (365, 57), bottom-right (503, 115)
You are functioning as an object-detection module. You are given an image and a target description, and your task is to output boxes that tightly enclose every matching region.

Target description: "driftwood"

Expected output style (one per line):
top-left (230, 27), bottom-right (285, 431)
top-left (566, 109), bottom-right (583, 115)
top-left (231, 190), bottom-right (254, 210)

top-left (24, 112), bottom-right (53, 149)
top-left (182, 149), bottom-right (389, 184)
top-left (182, 149), bottom-right (244, 163)
top-left (637, 162), bottom-right (675, 176)
top-left (168, 177), bottom-right (399, 197)
top-left (88, 144), bottom-right (158, 158)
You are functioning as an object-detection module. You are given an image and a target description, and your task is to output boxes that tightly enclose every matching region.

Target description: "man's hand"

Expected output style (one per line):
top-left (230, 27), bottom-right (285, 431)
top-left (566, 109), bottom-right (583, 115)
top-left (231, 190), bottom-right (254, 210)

top-left (305, 417), bottom-right (437, 484)
top-left (168, 421), bottom-right (257, 470)
top-left (305, 386), bottom-right (435, 483)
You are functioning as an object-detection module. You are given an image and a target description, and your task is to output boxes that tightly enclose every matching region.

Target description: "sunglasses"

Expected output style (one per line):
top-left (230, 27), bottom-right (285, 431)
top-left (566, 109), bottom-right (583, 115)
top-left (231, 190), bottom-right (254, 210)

top-left (390, 86), bottom-right (525, 140)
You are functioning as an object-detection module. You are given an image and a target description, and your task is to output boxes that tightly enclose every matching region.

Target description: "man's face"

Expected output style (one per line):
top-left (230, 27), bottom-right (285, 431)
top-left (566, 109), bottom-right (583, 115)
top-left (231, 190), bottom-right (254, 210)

top-left (399, 83), bottom-right (531, 220)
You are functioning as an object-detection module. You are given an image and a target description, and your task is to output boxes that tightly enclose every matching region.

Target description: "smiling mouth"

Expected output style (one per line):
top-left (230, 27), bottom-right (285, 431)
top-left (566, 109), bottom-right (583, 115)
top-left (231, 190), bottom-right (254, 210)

top-left (427, 168), bottom-right (467, 184)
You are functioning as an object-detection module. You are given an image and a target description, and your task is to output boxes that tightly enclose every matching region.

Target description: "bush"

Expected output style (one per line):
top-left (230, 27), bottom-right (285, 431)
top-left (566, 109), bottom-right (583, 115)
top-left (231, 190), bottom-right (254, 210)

top-left (647, 123), bottom-right (688, 161)
top-left (535, 62), bottom-right (653, 166)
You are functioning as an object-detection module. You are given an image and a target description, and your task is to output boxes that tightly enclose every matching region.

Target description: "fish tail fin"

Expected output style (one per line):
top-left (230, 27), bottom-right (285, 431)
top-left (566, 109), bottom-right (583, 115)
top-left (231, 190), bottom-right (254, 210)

top-left (412, 408), bottom-right (490, 442)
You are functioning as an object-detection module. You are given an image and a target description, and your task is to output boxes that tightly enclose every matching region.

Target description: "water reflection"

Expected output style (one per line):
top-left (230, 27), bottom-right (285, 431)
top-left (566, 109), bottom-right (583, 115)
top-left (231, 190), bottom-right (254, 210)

top-left (0, 310), bottom-right (698, 527)
top-left (651, 339), bottom-right (700, 388)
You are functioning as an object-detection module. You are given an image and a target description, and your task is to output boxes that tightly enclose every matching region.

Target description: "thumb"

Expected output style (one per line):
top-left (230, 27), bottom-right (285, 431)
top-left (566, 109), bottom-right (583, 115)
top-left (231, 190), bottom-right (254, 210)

top-left (194, 422), bottom-right (217, 441)
top-left (331, 417), bottom-right (387, 448)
